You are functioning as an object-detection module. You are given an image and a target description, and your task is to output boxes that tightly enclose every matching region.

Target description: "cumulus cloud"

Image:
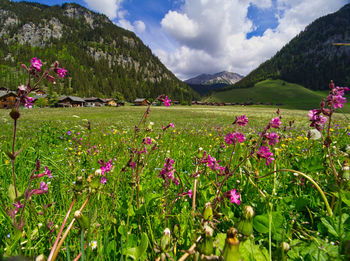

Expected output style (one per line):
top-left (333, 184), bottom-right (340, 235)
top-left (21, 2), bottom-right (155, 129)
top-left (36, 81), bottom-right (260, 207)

top-left (117, 19), bottom-right (146, 34)
top-left (84, 0), bottom-right (122, 19)
top-left (157, 0), bottom-right (349, 80)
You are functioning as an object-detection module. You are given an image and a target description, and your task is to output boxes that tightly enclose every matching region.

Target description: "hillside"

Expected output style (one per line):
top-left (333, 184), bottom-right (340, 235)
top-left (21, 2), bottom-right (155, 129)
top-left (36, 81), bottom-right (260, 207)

top-left (0, 0), bottom-right (198, 101)
top-left (206, 79), bottom-right (350, 112)
top-left (226, 3), bottom-right (350, 91)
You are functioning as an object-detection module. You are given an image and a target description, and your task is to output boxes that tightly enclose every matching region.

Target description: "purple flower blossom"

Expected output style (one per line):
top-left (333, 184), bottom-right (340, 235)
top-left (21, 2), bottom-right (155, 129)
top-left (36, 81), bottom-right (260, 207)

top-left (308, 109), bottom-right (327, 130)
top-left (269, 117), bottom-right (281, 129)
top-left (159, 158), bottom-right (179, 185)
top-left (234, 115), bottom-right (248, 126)
top-left (164, 96), bottom-right (171, 107)
top-left (226, 189), bottom-right (240, 205)
top-left (225, 132), bottom-right (246, 144)
top-left (143, 137), bottom-right (152, 145)
top-left (57, 67), bottom-right (67, 78)
top-left (201, 151), bottom-right (225, 175)
top-left (31, 57), bottom-right (42, 72)
top-left (327, 86), bottom-right (349, 109)
top-left (187, 189), bottom-right (192, 199)
top-left (12, 201), bottom-right (24, 214)
top-left (265, 132), bottom-right (279, 146)
top-left (98, 159), bottom-right (113, 175)
top-left (100, 177), bottom-right (107, 184)
top-left (257, 146), bottom-right (275, 166)
top-left (24, 96), bottom-right (34, 109)
top-left (45, 166), bottom-right (52, 179)
top-left (40, 182), bottom-right (48, 192)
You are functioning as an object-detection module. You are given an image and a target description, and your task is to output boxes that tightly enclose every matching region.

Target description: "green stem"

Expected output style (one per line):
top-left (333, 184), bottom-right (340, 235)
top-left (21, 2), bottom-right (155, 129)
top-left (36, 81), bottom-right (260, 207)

top-left (268, 203), bottom-right (272, 261)
top-left (263, 169), bottom-right (333, 217)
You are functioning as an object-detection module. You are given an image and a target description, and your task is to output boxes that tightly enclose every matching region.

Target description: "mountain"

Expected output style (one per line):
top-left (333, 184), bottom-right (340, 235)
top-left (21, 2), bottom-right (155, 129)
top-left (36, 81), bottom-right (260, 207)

top-left (185, 71), bottom-right (243, 95)
top-left (185, 71), bottom-right (243, 85)
top-left (0, 0), bottom-right (198, 102)
top-left (226, 3), bottom-right (350, 91)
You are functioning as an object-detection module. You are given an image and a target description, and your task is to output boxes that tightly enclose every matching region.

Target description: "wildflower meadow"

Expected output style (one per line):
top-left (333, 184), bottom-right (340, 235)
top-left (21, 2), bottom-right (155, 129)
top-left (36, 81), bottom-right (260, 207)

top-left (0, 58), bottom-right (350, 260)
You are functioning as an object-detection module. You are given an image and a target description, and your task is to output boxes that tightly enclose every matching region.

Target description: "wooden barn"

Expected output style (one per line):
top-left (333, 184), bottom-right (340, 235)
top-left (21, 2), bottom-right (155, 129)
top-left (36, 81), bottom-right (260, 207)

top-left (0, 91), bottom-right (17, 109)
top-left (134, 98), bottom-right (150, 106)
top-left (58, 96), bottom-right (85, 107)
top-left (84, 97), bottom-right (106, 107)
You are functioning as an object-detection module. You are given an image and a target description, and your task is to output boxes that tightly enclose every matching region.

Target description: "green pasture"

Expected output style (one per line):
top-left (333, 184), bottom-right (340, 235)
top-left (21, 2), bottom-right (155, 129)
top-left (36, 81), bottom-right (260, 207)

top-left (206, 79), bottom-right (350, 112)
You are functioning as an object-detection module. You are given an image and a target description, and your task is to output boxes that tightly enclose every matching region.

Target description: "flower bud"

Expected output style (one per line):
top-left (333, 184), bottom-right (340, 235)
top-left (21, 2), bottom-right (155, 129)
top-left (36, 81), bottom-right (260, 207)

top-left (281, 242), bottom-right (290, 252)
top-left (222, 228), bottom-right (239, 261)
top-left (74, 210), bottom-right (89, 230)
top-left (198, 224), bottom-right (214, 256)
top-left (160, 228), bottom-right (171, 252)
top-left (35, 254), bottom-right (46, 261)
top-left (10, 108), bottom-right (21, 120)
top-left (341, 160), bottom-right (350, 180)
top-left (237, 206), bottom-right (254, 236)
top-left (203, 202), bottom-right (213, 221)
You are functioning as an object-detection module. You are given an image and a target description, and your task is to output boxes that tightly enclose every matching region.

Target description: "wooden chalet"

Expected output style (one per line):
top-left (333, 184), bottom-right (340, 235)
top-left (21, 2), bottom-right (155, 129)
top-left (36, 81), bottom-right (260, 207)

top-left (58, 96), bottom-right (85, 107)
top-left (104, 98), bottom-right (117, 107)
top-left (0, 91), bottom-right (17, 109)
top-left (84, 97), bottom-right (106, 107)
top-left (134, 98), bottom-right (150, 106)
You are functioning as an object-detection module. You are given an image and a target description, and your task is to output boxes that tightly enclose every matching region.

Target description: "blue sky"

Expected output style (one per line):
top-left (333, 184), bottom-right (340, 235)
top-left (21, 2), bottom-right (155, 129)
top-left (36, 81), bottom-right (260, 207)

top-left (11, 0), bottom-right (350, 80)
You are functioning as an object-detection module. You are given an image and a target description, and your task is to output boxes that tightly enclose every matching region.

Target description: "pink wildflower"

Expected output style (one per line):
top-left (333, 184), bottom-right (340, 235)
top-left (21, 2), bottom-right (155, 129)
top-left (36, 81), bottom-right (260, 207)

top-left (12, 201), bottom-right (24, 214)
top-left (234, 115), bottom-right (248, 126)
top-left (159, 158), bottom-right (178, 185)
top-left (227, 189), bottom-right (241, 205)
top-left (164, 96), bottom-right (171, 107)
top-left (327, 86), bottom-right (349, 109)
top-left (24, 96), bottom-right (34, 109)
top-left (143, 137), bottom-right (152, 145)
top-left (31, 57), bottom-right (42, 72)
top-left (187, 189), bottom-right (192, 199)
top-left (308, 109), bottom-right (327, 130)
top-left (169, 123), bottom-right (175, 128)
top-left (98, 159), bottom-right (113, 175)
top-left (257, 146), bottom-right (275, 166)
top-left (40, 182), bottom-right (48, 192)
top-left (57, 67), bottom-right (67, 78)
top-left (225, 132), bottom-right (245, 144)
top-left (100, 177), bottom-right (107, 184)
top-left (269, 117), bottom-right (281, 129)
top-left (45, 166), bottom-right (52, 179)
top-left (265, 132), bottom-right (279, 146)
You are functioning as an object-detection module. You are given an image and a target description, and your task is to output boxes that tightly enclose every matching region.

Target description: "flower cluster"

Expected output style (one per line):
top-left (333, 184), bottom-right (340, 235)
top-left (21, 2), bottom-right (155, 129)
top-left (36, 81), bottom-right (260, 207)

top-left (225, 131), bottom-right (246, 145)
top-left (308, 109), bottom-right (327, 130)
top-left (159, 158), bottom-right (179, 185)
top-left (257, 146), bottom-right (275, 166)
top-left (201, 151), bottom-right (225, 175)
top-left (97, 159), bottom-right (113, 184)
top-left (264, 132), bottom-right (279, 146)
top-left (233, 115), bottom-right (248, 126)
top-left (327, 86), bottom-right (349, 109)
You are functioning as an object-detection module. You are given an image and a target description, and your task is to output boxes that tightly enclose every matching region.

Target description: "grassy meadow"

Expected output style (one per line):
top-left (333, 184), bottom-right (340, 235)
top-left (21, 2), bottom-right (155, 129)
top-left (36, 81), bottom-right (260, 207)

top-left (206, 79), bottom-right (350, 112)
top-left (0, 105), bottom-right (349, 260)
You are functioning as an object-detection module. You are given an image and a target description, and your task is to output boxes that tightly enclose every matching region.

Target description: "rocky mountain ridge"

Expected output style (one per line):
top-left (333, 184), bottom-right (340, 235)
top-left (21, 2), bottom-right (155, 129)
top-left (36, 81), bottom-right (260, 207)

top-left (0, 0), bottom-right (197, 101)
top-left (185, 71), bottom-right (243, 85)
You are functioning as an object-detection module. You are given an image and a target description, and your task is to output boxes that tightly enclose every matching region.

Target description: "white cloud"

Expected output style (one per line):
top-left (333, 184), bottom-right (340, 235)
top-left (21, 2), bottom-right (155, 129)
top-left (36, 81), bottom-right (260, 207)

top-left (84, 0), bottom-right (122, 20)
top-left (134, 20), bottom-right (146, 33)
top-left (117, 19), bottom-right (147, 34)
top-left (156, 0), bottom-right (348, 80)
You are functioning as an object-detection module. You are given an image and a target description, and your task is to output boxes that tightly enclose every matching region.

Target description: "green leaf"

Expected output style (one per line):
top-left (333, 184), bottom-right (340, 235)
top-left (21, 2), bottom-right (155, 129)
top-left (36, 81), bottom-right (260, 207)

top-left (125, 232), bottom-right (149, 260)
top-left (8, 184), bottom-right (16, 202)
top-left (239, 238), bottom-right (269, 261)
top-left (253, 215), bottom-right (269, 234)
top-left (321, 218), bottom-right (338, 237)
